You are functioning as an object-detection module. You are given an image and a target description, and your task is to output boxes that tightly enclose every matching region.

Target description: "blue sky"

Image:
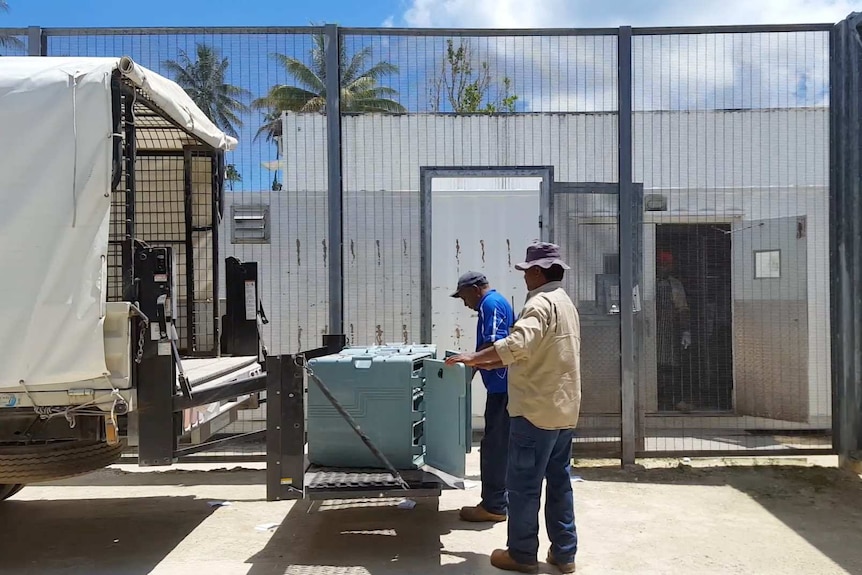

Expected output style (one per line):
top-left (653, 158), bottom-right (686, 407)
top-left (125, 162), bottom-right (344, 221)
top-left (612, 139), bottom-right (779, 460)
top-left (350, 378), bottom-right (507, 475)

top-left (0, 0), bottom-right (849, 191)
top-left (0, 0), bottom-right (399, 28)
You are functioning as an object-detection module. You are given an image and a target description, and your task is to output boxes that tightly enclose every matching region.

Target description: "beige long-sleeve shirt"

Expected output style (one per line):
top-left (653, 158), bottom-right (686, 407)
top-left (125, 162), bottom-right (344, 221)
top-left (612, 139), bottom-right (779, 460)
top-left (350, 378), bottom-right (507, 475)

top-left (493, 281), bottom-right (582, 430)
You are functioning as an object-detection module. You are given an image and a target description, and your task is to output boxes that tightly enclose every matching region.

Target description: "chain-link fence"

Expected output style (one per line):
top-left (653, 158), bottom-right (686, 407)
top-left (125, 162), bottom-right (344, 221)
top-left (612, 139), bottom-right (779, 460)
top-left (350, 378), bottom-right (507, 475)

top-left (2, 23), bottom-right (835, 461)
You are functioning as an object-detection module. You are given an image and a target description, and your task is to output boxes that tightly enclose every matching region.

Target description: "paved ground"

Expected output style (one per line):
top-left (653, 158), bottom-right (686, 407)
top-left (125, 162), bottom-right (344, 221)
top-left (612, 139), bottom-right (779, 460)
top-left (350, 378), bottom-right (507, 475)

top-left (0, 453), bottom-right (860, 575)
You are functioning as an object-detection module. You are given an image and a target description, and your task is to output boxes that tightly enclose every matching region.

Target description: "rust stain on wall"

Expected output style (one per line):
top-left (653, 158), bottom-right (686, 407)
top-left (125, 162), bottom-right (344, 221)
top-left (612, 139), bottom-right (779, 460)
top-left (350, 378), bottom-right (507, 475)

top-left (480, 239), bottom-right (486, 263)
top-left (349, 323), bottom-right (355, 343)
top-left (296, 239), bottom-right (302, 267)
top-left (376, 239), bottom-right (382, 266)
top-left (402, 324), bottom-right (408, 344)
top-left (350, 240), bottom-right (356, 262)
top-left (455, 239), bottom-right (461, 266)
top-left (403, 239), bottom-right (408, 257)
top-left (454, 326), bottom-right (462, 347)
top-left (297, 326), bottom-right (303, 351)
top-left (507, 239), bottom-right (512, 268)
top-left (322, 239), bottom-right (328, 266)
top-left (375, 324), bottom-right (384, 345)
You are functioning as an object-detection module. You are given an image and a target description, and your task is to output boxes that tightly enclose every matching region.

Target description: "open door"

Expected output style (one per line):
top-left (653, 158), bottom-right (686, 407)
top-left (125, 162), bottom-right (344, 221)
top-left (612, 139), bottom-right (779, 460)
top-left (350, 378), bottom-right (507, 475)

top-left (423, 358), bottom-right (471, 478)
top-left (420, 167), bottom-right (553, 432)
top-left (732, 216), bottom-right (808, 422)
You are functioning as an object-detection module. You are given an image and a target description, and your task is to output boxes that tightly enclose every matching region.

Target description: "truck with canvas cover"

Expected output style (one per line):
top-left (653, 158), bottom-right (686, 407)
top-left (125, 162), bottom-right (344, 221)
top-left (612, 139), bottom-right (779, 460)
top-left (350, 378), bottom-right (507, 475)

top-left (0, 56), bottom-right (262, 501)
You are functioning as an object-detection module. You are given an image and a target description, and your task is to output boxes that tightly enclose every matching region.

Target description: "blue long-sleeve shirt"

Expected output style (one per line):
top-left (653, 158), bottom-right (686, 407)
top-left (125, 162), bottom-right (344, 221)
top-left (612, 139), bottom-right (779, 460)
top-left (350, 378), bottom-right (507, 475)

top-left (476, 290), bottom-right (515, 394)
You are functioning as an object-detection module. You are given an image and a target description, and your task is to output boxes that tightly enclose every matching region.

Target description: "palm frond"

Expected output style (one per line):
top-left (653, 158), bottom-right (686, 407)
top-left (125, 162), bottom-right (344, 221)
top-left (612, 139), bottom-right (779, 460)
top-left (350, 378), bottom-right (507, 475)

top-left (300, 96), bottom-right (327, 113)
top-left (358, 61), bottom-right (400, 84)
top-left (254, 85), bottom-right (319, 112)
top-left (273, 53), bottom-right (326, 94)
top-left (0, 34), bottom-right (24, 50)
top-left (341, 45), bottom-right (374, 85)
top-left (354, 97), bottom-right (407, 113)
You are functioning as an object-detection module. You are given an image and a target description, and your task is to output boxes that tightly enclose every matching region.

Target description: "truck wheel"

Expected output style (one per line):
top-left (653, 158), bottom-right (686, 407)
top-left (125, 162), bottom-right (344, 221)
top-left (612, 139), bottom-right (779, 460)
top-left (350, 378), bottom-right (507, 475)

top-left (0, 484), bottom-right (24, 501)
top-left (0, 440), bottom-right (125, 484)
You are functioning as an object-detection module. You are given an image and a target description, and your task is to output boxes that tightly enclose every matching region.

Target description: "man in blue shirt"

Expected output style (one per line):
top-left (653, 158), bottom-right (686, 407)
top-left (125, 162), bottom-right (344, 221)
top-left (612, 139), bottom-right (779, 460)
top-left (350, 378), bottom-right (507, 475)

top-left (451, 271), bottom-right (515, 523)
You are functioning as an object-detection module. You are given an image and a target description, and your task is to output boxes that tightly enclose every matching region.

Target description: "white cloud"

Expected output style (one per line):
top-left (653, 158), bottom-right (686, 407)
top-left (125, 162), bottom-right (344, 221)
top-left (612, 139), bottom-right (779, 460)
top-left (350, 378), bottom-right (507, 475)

top-left (402, 0), bottom-right (862, 28)
top-left (382, 15), bottom-right (395, 28)
top-left (395, 0), bottom-right (839, 113)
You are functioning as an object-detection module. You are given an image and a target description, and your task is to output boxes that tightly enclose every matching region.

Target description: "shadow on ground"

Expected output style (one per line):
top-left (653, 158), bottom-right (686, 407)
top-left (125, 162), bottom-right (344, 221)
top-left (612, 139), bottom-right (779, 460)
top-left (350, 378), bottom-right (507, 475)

top-left (45, 467), bottom-right (266, 487)
top-left (0, 496), bottom-right (214, 575)
top-left (577, 463), bottom-right (862, 575)
top-left (243, 497), bottom-right (540, 575)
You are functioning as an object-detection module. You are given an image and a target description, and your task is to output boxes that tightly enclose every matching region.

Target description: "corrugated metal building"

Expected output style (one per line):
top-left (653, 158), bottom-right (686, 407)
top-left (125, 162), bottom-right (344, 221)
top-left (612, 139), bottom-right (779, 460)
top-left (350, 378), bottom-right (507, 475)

top-left (223, 108), bottom-right (829, 430)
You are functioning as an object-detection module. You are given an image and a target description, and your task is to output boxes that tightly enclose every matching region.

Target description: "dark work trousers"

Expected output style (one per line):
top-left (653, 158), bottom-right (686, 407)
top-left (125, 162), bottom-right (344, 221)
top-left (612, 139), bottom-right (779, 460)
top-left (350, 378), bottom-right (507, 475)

top-left (658, 365), bottom-right (691, 410)
top-left (480, 392), bottom-right (510, 515)
top-left (506, 416), bottom-right (577, 565)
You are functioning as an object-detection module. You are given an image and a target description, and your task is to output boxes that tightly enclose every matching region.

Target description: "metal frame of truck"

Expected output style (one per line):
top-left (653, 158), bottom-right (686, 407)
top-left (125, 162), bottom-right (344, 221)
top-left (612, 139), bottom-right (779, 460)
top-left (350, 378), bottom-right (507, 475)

top-left (0, 57), bottom-right (263, 497)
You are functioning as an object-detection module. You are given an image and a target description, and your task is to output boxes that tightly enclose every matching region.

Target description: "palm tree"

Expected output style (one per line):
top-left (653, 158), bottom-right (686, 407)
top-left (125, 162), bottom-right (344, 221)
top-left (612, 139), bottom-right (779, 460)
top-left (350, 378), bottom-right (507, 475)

top-left (253, 33), bottom-right (406, 118)
top-left (164, 43), bottom-right (250, 139)
top-left (0, 1), bottom-right (25, 52)
top-left (254, 109), bottom-right (284, 158)
top-left (225, 164), bottom-right (241, 191)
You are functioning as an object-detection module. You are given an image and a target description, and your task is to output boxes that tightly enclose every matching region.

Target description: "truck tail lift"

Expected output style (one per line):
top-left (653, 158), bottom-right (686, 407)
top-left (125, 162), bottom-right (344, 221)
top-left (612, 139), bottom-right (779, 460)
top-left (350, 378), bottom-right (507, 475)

top-left (137, 256), bottom-right (459, 502)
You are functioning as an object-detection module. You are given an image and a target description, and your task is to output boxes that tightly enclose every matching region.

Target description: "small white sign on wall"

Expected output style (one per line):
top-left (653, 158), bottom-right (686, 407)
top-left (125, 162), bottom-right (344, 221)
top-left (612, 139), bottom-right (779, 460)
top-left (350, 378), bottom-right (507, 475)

top-left (755, 250), bottom-right (781, 279)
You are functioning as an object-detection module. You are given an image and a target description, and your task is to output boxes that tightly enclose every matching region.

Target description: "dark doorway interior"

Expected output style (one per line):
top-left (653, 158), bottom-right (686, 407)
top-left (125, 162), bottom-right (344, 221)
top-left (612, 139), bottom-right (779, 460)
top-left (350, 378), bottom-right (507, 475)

top-left (655, 224), bottom-right (733, 412)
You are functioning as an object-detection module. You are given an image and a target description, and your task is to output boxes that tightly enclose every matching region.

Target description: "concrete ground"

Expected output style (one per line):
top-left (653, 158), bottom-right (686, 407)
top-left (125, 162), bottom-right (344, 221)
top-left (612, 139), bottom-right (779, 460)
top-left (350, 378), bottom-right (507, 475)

top-left (1, 452), bottom-right (860, 575)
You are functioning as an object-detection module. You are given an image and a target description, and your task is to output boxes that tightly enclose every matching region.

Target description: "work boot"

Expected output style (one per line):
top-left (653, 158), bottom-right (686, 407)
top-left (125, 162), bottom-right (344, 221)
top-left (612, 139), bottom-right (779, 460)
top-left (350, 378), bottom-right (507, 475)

top-left (490, 549), bottom-right (539, 574)
top-left (459, 504), bottom-right (506, 523)
top-left (547, 551), bottom-right (577, 573)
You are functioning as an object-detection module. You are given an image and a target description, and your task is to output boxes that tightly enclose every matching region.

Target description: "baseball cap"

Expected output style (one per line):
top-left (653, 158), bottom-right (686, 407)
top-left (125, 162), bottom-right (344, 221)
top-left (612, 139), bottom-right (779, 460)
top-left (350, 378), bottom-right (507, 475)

top-left (450, 271), bottom-right (488, 297)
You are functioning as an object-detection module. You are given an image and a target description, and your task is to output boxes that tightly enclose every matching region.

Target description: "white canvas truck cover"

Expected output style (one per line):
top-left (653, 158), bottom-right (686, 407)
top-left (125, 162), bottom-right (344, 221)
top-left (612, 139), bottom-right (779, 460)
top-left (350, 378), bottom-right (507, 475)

top-left (0, 57), bottom-right (236, 390)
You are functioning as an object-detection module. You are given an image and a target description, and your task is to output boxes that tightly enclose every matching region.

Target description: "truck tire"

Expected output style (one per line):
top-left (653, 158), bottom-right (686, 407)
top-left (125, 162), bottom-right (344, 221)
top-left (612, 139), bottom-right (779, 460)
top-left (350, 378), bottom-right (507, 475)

top-left (0, 484), bottom-right (24, 501)
top-left (0, 440), bottom-right (125, 484)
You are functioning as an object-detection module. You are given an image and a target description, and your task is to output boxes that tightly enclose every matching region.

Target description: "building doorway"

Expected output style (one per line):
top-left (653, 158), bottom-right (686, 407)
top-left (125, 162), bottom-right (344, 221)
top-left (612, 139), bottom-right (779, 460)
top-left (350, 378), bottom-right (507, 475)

top-left (655, 224), bottom-right (733, 412)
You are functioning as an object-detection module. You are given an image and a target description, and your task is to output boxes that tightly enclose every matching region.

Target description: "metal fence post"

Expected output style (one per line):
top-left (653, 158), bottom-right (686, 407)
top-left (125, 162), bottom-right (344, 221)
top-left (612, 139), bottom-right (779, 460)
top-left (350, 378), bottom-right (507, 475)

top-left (324, 23), bottom-right (344, 335)
top-left (830, 16), bottom-right (862, 469)
top-left (27, 26), bottom-right (45, 56)
top-left (617, 26), bottom-right (637, 466)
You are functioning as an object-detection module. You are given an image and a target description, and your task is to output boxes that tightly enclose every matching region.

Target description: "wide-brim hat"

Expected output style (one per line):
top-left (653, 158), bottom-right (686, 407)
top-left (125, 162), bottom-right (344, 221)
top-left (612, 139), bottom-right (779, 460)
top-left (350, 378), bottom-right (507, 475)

top-left (514, 241), bottom-right (570, 271)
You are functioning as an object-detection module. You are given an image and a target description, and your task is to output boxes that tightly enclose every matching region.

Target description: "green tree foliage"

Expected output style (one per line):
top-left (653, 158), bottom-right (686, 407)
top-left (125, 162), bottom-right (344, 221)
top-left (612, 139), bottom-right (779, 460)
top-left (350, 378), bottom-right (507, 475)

top-left (253, 33), bottom-right (405, 160)
top-left (0, 1), bottom-right (25, 52)
top-left (225, 164), bottom-right (241, 191)
top-left (430, 39), bottom-right (519, 114)
top-left (164, 43), bottom-right (250, 139)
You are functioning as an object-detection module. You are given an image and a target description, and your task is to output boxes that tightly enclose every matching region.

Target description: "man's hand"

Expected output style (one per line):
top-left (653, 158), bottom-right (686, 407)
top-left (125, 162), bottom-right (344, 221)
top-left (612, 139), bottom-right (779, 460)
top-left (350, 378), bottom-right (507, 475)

top-left (445, 353), bottom-right (477, 366)
top-left (681, 331), bottom-right (692, 349)
top-left (445, 344), bottom-right (504, 368)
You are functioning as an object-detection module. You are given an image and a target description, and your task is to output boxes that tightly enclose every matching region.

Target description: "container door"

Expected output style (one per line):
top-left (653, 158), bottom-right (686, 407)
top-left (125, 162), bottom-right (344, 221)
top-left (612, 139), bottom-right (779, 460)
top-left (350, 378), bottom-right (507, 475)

top-left (732, 216), bottom-right (808, 422)
top-left (423, 358), bottom-right (471, 478)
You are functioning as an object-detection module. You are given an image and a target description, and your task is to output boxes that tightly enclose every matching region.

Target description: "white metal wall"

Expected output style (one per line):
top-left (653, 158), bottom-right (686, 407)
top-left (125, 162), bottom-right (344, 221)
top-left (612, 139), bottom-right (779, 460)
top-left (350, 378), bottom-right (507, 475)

top-left (222, 108), bottom-right (830, 421)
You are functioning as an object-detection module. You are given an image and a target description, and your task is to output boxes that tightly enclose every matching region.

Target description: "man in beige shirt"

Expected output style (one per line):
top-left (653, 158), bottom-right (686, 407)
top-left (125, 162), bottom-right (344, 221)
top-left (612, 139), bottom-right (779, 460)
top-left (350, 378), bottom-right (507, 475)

top-left (446, 241), bottom-right (580, 574)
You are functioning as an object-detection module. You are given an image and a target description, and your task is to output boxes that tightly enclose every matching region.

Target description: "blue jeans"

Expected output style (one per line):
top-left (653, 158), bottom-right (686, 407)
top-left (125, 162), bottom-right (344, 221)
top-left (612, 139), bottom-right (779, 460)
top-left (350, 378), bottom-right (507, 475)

top-left (480, 392), bottom-right (510, 515)
top-left (507, 416), bottom-right (577, 565)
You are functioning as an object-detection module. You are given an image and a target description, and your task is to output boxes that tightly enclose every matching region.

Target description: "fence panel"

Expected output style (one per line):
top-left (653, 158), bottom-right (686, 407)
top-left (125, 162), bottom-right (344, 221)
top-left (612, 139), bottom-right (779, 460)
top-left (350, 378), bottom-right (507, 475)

top-left (329, 30), bottom-right (622, 452)
top-left (631, 30), bottom-right (832, 455)
top-left (0, 27), bottom-right (28, 56)
top-left (2, 23), bottom-right (834, 460)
